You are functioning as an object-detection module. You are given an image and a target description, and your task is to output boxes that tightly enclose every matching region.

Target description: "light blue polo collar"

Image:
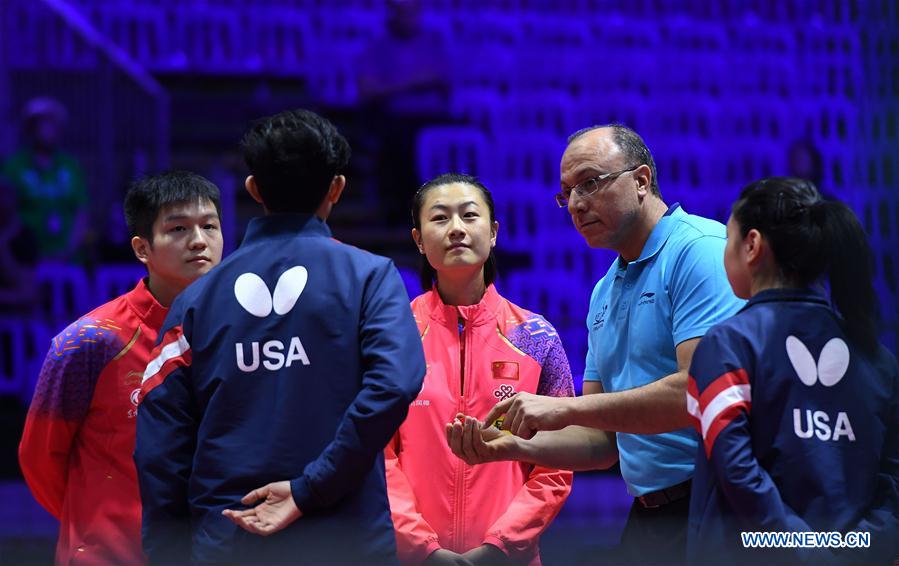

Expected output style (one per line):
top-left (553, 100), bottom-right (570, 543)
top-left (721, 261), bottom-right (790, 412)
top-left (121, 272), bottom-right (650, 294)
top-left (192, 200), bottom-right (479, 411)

top-left (617, 203), bottom-right (682, 270)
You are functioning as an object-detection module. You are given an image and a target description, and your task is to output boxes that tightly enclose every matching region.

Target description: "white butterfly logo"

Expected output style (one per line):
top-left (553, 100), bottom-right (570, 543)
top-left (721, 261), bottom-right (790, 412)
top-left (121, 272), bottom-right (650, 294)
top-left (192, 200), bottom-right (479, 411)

top-left (234, 266), bottom-right (308, 318)
top-left (785, 335), bottom-right (850, 387)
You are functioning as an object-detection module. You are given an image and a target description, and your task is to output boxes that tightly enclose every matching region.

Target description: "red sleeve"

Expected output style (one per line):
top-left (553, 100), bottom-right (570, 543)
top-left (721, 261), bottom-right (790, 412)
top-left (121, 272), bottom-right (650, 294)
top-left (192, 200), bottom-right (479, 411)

top-left (19, 405), bottom-right (79, 518)
top-left (482, 465), bottom-right (573, 556)
top-left (385, 433), bottom-right (443, 564)
top-left (488, 327), bottom-right (575, 556)
top-left (19, 318), bottom-right (121, 518)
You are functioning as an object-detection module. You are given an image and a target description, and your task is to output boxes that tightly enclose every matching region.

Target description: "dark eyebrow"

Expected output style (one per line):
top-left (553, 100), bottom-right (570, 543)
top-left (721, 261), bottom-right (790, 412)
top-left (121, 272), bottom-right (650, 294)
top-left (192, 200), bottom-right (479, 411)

top-left (427, 201), bottom-right (479, 211)
top-left (163, 213), bottom-right (219, 223)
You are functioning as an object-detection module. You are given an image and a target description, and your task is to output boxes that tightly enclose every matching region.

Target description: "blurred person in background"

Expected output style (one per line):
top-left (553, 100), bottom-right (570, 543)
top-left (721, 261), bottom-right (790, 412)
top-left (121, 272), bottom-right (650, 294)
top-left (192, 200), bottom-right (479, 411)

top-left (2, 96), bottom-right (90, 263)
top-left (787, 139), bottom-right (824, 189)
top-left (0, 174), bottom-right (37, 483)
top-left (0, 174), bottom-right (38, 315)
top-left (357, 0), bottom-right (451, 222)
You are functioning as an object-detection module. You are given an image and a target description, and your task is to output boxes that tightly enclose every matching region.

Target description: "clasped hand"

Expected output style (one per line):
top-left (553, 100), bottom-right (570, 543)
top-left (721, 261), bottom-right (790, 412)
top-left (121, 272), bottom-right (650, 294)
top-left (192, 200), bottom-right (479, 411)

top-left (445, 392), bottom-right (570, 464)
top-left (484, 391), bottom-right (569, 439)
top-left (222, 480), bottom-right (302, 536)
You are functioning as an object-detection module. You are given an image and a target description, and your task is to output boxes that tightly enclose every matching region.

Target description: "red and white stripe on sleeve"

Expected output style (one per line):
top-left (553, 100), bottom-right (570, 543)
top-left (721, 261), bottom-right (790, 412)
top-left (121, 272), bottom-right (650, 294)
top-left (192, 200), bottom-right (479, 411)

top-left (139, 326), bottom-right (191, 403)
top-left (686, 369), bottom-right (751, 457)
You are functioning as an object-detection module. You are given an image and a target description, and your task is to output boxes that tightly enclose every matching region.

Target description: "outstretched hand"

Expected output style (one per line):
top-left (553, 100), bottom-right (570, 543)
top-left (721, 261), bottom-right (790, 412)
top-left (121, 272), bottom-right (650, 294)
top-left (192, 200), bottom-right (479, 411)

top-left (483, 392), bottom-right (569, 439)
top-left (445, 414), bottom-right (520, 465)
top-left (222, 480), bottom-right (302, 536)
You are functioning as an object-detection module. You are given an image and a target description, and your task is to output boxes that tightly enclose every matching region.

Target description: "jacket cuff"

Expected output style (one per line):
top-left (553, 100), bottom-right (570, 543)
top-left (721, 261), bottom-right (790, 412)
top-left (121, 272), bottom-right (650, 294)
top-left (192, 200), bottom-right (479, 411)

top-left (481, 536), bottom-right (510, 556)
top-left (289, 476), bottom-right (314, 513)
top-left (420, 539), bottom-right (443, 562)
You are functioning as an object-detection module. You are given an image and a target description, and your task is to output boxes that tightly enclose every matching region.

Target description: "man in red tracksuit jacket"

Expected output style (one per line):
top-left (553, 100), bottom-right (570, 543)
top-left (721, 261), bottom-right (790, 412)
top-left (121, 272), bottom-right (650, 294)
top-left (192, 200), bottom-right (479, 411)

top-left (18, 171), bottom-right (223, 565)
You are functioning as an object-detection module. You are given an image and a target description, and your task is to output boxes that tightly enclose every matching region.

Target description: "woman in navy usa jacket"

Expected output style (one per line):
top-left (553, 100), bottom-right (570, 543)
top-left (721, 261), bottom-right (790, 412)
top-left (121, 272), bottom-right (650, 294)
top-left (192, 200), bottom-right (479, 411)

top-left (686, 177), bottom-right (898, 564)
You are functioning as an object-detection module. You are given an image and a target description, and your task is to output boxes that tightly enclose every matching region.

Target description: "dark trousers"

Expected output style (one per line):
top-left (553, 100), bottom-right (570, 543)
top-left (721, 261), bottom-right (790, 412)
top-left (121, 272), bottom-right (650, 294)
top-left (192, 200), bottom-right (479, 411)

top-left (614, 492), bottom-right (690, 566)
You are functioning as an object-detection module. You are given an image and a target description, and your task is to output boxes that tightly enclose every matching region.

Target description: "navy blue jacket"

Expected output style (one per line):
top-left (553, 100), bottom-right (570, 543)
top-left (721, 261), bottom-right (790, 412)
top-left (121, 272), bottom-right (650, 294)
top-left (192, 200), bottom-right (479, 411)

top-left (135, 215), bottom-right (426, 565)
top-left (686, 288), bottom-right (899, 564)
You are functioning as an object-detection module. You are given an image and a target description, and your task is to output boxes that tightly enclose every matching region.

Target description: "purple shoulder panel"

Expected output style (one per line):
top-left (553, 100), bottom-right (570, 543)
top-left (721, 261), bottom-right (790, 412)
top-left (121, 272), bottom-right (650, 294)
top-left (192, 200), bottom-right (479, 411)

top-left (31, 317), bottom-right (125, 420)
top-left (509, 316), bottom-right (574, 398)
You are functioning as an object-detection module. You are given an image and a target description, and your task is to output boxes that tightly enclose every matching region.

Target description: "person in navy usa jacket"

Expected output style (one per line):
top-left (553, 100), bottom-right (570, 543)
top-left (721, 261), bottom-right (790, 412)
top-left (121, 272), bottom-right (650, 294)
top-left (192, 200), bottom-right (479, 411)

top-left (686, 177), bottom-right (899, 564)
top-left (134, 109), bottom-right (426, 565)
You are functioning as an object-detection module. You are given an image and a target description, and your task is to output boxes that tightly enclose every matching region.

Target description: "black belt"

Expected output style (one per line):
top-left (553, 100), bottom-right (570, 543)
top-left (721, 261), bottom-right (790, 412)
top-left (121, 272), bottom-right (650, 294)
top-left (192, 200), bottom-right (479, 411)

top-left (637, 479), bottom-right (692, 508)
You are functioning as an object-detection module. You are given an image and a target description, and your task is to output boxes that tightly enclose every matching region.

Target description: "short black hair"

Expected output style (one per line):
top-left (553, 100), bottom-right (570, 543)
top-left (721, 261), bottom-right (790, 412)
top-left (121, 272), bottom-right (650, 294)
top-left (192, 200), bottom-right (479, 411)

top-left (411, 172), bottom-right (497, 291)
top-left (124, 171), bottom-right (222, 242)
top-left (241, 109), bottom-right (351, 213)
top-left (567, 123), bottom-right (662, 198)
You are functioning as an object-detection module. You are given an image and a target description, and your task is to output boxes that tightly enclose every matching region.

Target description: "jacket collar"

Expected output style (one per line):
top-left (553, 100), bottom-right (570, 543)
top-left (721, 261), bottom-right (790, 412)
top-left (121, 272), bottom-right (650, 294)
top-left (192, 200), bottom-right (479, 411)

top-left (242, 214), bottom-right (332, 243)
top-left (423, 284), bottom-right (502, 327)
top-left (125, 278), bottom-right (169, 329)
top-left (741, 287), bottom-right (829, 313)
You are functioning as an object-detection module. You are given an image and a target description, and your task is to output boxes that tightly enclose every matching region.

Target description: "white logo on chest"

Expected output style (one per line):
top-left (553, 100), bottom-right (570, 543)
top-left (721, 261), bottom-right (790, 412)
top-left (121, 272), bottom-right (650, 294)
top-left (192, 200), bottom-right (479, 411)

top-left (786, 336), bottom-right (854, 442)
top-left (127, 388), bottom-right (140, 418)
top-left (234, 266), bottom-right (307, 317)
top-left (786, 335), bottom-right (849, 387)
top-left (233, 266), bottom-right (311, 372)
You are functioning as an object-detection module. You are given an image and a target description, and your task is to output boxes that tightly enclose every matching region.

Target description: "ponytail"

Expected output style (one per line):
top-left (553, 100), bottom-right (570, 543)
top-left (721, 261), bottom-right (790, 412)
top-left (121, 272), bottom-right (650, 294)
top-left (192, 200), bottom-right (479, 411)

top-left (815, 199), bottom-right (879, 355)
top-left (733, 177), bottom-right (879, 355)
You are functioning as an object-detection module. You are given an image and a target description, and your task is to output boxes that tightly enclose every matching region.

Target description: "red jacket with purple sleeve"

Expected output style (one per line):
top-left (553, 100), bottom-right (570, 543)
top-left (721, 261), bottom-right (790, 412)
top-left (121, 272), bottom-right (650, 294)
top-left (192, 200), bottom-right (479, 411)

top-left (19, 280), bottom-right (166, 566)
top-left (386, 285), bottom-right (574, 565)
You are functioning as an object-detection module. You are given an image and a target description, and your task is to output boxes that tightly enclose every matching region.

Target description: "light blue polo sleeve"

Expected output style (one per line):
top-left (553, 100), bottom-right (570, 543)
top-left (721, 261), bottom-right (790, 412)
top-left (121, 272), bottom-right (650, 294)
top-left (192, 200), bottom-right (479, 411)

top-left (583, 334), bottom-right (600, 382)
top-left (669, 235), bottom-right (744, 345)
top-left (583, 282), bottom-right (603, 383)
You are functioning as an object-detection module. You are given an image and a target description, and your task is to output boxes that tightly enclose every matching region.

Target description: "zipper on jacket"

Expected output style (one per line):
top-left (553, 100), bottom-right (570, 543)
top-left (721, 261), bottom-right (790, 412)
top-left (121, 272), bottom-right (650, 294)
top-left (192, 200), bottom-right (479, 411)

top-left (453, 435), bottom-right (465, 550)
top-left (453, 315), bottom-right (467, 550)
top-left (458, 317), bottom-right (466, 396)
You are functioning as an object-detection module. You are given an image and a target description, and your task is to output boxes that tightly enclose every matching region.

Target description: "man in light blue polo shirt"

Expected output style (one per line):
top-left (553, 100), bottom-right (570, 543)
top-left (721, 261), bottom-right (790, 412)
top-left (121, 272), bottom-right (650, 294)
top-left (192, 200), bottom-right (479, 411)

top-left (447, 124), bottom-right (743, 564)
top-left (583, 200), bottom-right (739, 500)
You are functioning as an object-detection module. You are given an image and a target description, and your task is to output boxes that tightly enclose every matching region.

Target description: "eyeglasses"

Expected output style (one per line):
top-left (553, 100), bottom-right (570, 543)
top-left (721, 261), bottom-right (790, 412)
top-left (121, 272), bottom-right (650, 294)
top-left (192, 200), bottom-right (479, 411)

top-left (554, 165), bottom-right (640, 208)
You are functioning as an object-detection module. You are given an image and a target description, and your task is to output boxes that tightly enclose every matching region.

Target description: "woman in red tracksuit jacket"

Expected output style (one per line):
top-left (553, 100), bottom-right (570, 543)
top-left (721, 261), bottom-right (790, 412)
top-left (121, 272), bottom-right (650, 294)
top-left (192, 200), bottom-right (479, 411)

top-left (386, 173), bottom-right (574, 565)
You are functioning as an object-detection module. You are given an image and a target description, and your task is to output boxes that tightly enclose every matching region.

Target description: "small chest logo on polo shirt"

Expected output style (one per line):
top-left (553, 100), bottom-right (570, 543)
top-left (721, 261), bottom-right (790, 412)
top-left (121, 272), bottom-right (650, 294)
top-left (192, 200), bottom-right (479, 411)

top-left (592, 305), bottom-right (608, 329)
top-left (637, 292), bottom-right (656, 306)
